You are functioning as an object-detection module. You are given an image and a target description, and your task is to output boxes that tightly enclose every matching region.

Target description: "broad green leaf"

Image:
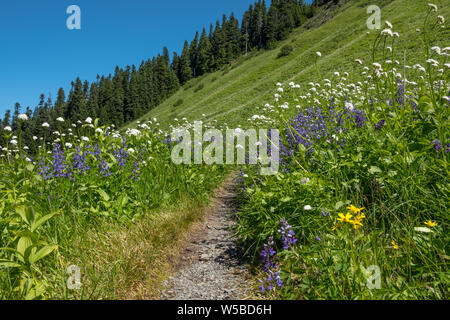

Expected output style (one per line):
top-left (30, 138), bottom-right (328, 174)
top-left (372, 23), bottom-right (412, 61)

top-left (17, 236), bottom-right (33, 263)
top-left (97, 189), bottom-right (110, 201)
top-left (31, 212), bottom-right (59, 232)
top-left (29, 245), bottom-right (58, 264)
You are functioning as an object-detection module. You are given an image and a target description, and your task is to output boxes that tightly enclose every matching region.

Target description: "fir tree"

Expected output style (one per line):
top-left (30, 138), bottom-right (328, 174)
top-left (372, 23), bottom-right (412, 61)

top-left (179, 40), bottom-right (193, 84)
top-left (197, 28), bottom-right (213, 75)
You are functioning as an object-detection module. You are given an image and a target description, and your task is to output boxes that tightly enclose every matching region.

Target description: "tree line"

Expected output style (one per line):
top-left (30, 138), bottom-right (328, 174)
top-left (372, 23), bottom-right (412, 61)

top-left (1, 0), bottom-right (322, 155)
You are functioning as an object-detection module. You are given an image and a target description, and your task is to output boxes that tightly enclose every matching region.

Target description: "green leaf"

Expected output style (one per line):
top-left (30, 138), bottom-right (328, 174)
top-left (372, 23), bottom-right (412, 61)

top-left (0, 259), bottom-right (22, 268)
top-left (335, 201), bottom-right (344, 210)
top-left (97, 189), bottom-right (110, 201)
top-left (29, 245), bottom-right (58, 264)
top-left (17, 236), bottom-right (33, 263)
top-left (368, 166), bottom-right (382, 174)
top-left (15, 206), bottom-right (33, 225)
top-left (31, 212), bottom-right (59, 232)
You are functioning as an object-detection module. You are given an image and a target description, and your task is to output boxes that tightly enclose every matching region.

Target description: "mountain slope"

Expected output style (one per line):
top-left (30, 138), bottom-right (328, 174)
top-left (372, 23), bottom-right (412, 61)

top-left (128, 0), bottom-right (449, 130)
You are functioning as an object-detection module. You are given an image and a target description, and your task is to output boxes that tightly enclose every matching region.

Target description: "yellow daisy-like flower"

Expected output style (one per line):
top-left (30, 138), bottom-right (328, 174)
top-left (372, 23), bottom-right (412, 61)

top-left (338, 212), bottom-right (353, 223)
top-left (355, 213), bottom-right (366, 221)
top-left (346, 205), bottom-right (365, 214)
top-left (424, 221), bottom-right (438, 227)
top-left (392, 241), bottom-right (399, 250)
top-left (351, 219), bottom-right (363, 230)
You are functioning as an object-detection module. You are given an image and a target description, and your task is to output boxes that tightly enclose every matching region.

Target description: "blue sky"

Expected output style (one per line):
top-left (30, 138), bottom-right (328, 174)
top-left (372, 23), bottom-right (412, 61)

top-left (0, 0), bottom-right (264, 116)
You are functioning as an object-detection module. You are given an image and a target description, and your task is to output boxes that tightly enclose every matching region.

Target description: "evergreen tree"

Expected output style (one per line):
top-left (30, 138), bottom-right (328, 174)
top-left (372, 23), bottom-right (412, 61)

top-left (66, 78), bottom-right (87, 121)
top-left (110, 67), bottom-right (125, 127)
top-left (241, 9), bottom-right (251, 54)
top-left (264, 4), bottom-right (278, 48)
top-left (54, 88), bottom-right (66, 118)
top-left (2, 109), bottom-right (11, 127)
top-left (179, 41), bottom-right (193, 84)
top-left (225, 12), bottom-right (242, 59)
top-left (98, 75), bottom-right (113, 124)
top-left (125, 65), bottom-right (141, 121)
top-left (12, 102), bottom-right (21, 131)
top-left (212, 20), bottom-right (226, 68)
top-left (87, 82), bottom-right (100, 119)
top-left (189, 32), bottom-right (199, 77)
top-left (197, 28), bottom-right (213, 75)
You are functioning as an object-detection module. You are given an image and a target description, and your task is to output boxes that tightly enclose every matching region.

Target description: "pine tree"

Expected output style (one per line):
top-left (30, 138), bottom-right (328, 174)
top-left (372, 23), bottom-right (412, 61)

top-left (224, 12), bottom-right (241, 60)
top-left (264, 3), bottom-right (278, 48)
top-left (12, 102), bottom-right (21, 131)
top-left (197, 28), bottom-right (213, 75)
top-left (179, 40), bottom-right (193, 84)
top-left (212, 20), bottom-right (226, 68)
top-left (87, 82), bottom-right (99, 119)
top-left (66, 78), bottom-right (87, 122)
top-left (172, 52), bottom-right (180, 80)
top-left (189, 32), bottom-right (199, 77)
top-left (125, 65), bottom-right (141, 120)
top-left (241, 9), bottom-right (251, 54)
top-left (98, 75), bottom-right (113, 124)
top-left (54, 88), bottom-right (66, 118)
top-left (110, 67), bottom-right (125, 127)
top-left (2, 109), bottom-right (11, 127)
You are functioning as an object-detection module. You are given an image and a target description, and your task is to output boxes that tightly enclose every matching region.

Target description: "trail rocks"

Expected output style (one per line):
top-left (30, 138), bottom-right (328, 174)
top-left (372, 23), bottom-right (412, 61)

top-left (161, 176), bottom-right (251, 300)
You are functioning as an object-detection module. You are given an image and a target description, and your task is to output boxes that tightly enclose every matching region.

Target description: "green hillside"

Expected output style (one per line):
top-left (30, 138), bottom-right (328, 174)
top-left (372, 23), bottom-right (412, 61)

top-left (129, 0), bottom-right (449, 130)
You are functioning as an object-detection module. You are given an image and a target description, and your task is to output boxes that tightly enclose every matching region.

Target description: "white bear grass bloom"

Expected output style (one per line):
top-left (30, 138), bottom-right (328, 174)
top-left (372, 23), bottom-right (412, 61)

top-left (18, 114), bottom-right (28, 121)
top-left (428, 3), bottom-right (437, 12)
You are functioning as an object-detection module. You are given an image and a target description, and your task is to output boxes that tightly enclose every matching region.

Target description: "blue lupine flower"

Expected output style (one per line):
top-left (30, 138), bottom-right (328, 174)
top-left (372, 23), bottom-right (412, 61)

top-left (432, 140), bottom-right (442, 151)
top-left (375, 119), bottom-right (385, 130)
top-left (278, 218), bottom-right (297, 250)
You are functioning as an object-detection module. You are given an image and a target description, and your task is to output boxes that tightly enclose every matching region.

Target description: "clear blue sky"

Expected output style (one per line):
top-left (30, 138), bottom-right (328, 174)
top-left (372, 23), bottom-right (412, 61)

top-left (0, 0), bottom-right (264, 116)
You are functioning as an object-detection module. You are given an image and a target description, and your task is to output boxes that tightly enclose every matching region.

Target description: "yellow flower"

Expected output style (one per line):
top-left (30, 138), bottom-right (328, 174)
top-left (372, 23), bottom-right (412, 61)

top-left (346, 205), bottom-right (365, 214)
top-left (424, 221), bottom-right (438, 227)
top-left (338, 212), bottom-right (353, 223)
top-left (355, 213), bottom-right (366, 221)
top-left (392, 241), bottom-right (399, 250)
top-left (351, 219), bottom-right (363, 230)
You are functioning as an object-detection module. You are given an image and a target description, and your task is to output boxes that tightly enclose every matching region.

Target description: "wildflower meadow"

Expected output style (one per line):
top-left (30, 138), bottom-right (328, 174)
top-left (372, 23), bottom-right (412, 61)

top-left (236, 5), bottom-right (449, 300)
top-left (0, 1), bottom-right (448, 301)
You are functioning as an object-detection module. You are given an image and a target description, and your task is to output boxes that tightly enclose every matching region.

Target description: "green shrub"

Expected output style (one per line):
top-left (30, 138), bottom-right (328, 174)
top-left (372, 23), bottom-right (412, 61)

top-left (173, 99), bottom-right (183, 107)
top-left (277, 44), bottom-right (294, 58)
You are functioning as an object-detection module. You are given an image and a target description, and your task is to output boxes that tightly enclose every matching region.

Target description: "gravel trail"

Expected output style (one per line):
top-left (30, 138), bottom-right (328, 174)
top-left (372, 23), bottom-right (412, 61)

top-left (161, 176), bottom-right (251, 300)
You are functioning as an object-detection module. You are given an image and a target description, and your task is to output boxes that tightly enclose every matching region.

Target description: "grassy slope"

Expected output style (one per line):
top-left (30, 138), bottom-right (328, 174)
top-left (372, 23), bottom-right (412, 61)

top-left (128, 0), bottom-right (449, 130)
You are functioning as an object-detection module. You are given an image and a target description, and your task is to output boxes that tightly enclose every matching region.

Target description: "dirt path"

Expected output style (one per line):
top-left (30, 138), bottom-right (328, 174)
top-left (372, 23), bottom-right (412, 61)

top-left (161, 175), bottom-right (251, 300)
